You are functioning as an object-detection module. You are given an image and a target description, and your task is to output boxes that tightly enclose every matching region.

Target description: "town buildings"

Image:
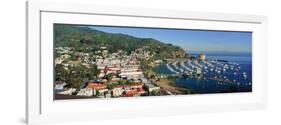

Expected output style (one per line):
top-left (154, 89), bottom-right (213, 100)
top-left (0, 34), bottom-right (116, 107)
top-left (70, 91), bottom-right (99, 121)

top-left (55, 46), bottom-right (163, 98)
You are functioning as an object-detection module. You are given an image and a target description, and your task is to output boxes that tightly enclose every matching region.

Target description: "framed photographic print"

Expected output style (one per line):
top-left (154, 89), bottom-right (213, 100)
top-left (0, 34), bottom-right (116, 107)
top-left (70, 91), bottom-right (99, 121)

top-left (26, 1), bottom-right (267, 124)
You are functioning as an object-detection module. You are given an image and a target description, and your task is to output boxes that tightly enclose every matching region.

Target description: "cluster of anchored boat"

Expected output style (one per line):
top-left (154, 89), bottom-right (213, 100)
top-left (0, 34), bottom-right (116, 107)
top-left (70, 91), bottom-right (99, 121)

top-left (165, 59), bottom-right (251, 86)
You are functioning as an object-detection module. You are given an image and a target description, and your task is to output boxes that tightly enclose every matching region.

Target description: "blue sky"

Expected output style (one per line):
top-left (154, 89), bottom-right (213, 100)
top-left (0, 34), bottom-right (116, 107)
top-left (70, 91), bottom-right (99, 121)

top-left (89, 26), bottom-right (252, 53)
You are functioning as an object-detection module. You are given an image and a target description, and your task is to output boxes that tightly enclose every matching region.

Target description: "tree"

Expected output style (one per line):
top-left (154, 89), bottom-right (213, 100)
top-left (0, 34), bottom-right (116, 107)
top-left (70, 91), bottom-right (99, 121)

top-left (89, 66), bottom-right (99, 80)
top-left (93, 90), bottom-right (100, 96)
top-left (96, 69), bottom-right (101, 78)
top-left (126, 80), bottom-right (133, 84)
top-left (107, 84), bottom-right (114, 90)
top-left (118, 80), bottom-right (126, 86)
top-left (106, 73), bottom-right (114, 81)
top-left (150, 74), bottom-right (156, 79)
top-left (70, 78), bottom-right (83, 89)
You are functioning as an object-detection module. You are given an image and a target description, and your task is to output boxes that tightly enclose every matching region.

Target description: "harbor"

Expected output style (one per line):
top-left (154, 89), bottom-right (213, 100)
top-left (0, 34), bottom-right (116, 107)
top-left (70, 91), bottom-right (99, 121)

top-left (155, 53), bottom-right (252, 93)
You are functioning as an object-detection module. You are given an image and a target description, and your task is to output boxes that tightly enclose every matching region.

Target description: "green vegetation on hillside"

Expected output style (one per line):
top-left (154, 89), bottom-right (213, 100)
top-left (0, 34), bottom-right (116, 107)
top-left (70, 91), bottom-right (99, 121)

top-left (54, 24), bottom-right (188, 59)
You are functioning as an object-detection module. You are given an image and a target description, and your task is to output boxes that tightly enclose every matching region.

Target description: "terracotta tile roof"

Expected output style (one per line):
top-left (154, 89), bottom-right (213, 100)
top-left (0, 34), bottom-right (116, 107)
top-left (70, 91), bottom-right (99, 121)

top-left (87, 83), bottom-right (107, 90)
top-left (113, 85), bottom-right (123, 89)
top-left (137, 88), bottom-right (146, 94)
top-left (124, 82), bottom-right (143, 88)
top-left (124, 89), bottom-right (138, 97)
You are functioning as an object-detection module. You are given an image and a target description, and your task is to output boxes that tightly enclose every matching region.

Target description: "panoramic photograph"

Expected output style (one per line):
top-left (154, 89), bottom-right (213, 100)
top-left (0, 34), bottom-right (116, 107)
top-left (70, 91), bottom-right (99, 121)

top-left (54, 24), bottom-right (252, 100)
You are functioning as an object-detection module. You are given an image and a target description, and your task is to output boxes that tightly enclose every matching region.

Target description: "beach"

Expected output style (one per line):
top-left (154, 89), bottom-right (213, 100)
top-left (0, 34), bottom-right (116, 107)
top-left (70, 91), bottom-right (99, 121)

top-left (156, 78), bottom-right (193, 94)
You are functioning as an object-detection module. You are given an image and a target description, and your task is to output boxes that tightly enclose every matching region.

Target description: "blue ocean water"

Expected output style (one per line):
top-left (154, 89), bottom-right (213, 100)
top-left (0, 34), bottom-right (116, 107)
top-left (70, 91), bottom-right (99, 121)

top-left (155, 52), bottom-right (252, 94)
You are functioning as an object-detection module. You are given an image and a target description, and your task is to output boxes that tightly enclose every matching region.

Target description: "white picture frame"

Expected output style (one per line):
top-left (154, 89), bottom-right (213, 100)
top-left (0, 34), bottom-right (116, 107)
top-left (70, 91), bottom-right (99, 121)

top-left (26, 1), bottom-right (267, 124)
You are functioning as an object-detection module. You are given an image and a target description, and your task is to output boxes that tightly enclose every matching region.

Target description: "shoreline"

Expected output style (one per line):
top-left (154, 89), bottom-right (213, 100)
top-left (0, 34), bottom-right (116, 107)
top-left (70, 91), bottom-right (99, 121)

top-left (156, 78), bottom-right (193, 95)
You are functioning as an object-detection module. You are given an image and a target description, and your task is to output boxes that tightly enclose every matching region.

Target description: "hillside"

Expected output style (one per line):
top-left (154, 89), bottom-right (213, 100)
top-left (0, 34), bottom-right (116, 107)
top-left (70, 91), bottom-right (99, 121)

top-left (54, 24), bottom-right (187, 59)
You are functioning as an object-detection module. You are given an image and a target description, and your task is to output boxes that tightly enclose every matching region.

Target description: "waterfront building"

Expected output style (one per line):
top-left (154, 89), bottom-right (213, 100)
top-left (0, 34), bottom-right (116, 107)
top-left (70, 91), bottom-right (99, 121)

top-left (54, 81), bottom-right (67, 90)
top-left (112, 86), bottom-right (124, 97)
top-left (77, 88), bottom-right (93, 96)
top-left (124, 89), bottom-right (139, 97)
top-left (144, 83), bottom-right (160, 92)
top-left (57, 88), bottom-right (76, 95)
top-left (199, 53), bottom-right (206, 61)
top-left (87, 83), bottom-right (107, 90)
top-left (124, 83), bottom-right (143, 90)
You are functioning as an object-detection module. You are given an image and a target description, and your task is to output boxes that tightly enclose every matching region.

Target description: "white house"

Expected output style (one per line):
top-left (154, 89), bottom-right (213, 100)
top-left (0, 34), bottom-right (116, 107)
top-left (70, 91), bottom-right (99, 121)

top-left (77, 88), bottom-right (93, 96)
top-left (58, 88), bottom-right (76, 95)
top-left (112, 86), bottom-right (124, 97)
top-left (145, 83), bottom-right (160, 92)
